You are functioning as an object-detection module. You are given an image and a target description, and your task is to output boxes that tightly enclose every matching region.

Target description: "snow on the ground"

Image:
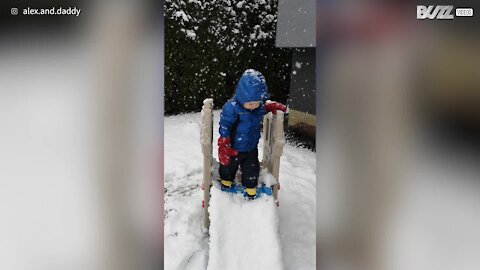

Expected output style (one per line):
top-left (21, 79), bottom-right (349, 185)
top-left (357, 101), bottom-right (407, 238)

top-left (164, 110), bottom-right (316, 270)
top-left (207, 186), bottom-right (283, 270)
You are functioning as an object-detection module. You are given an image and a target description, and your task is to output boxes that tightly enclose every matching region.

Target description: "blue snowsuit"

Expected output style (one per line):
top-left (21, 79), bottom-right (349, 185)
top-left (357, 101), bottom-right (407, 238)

top-left (219, 69), bottom-right (269, 188)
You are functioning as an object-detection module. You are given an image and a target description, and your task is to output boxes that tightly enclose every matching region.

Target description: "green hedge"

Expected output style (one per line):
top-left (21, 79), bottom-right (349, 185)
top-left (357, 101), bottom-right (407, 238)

top-left (165, 0), bottom-right (292, 115)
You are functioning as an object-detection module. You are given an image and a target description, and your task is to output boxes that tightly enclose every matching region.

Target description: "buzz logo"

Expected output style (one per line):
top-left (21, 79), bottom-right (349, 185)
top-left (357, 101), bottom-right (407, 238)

top-left (417, 5), bottom-right (454, 19)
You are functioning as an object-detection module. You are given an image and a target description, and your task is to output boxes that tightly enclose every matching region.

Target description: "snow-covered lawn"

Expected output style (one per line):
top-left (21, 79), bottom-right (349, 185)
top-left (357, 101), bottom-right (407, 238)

top-left (164, 110), bottom-right (316, 270)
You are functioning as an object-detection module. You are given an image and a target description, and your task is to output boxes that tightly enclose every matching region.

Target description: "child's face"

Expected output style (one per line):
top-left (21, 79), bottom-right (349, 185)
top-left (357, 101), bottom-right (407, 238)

top-left (243, 101), bottom-right (260, 110)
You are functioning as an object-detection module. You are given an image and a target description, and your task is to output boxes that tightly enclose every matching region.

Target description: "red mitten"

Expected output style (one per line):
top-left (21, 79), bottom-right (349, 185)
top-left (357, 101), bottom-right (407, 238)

top-left (218, 137), bottom-right (238, 166)
top-left (265, 101), bottom-right (286, 115)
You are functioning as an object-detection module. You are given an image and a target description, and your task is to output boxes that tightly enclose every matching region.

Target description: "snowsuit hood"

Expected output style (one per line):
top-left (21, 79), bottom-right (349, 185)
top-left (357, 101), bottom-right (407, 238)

top-left (234, 69), bottom-right (269, 105)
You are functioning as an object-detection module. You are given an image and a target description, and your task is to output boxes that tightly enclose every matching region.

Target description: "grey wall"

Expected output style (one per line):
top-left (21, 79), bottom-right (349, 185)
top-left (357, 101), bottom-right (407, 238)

top-left (275, 0), bottom-right (316, 48)
top-left (288, 48), bottom-right (316, 115)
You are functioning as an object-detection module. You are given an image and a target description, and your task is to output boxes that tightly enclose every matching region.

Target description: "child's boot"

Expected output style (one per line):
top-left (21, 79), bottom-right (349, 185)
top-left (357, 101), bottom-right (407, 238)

top-left (245, 187), bottom-right (257, 200)
top-left (220, 179), bottom-right (233, 191)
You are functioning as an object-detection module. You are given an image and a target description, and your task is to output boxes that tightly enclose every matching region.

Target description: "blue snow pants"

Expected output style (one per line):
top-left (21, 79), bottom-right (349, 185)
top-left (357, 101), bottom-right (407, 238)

top-left (219, 148), bottom-right (260, 189)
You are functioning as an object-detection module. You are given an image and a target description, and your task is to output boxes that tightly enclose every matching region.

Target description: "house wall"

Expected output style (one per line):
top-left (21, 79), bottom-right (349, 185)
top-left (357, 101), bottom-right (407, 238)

top-left (288, 48), bottom-right (316, 119)
top-left (275, 0), bottom-right (316, 47)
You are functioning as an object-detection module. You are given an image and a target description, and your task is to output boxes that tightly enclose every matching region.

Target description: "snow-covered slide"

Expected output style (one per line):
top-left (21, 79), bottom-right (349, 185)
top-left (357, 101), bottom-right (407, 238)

top-left (207, 186), bottom-right (284, 270)
top-left (200, 98), bottom-right (285, 269)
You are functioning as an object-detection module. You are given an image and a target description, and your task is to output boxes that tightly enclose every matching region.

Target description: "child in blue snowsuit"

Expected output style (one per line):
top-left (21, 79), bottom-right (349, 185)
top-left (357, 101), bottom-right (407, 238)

top-left (218, 69), bottom-right (286, 199)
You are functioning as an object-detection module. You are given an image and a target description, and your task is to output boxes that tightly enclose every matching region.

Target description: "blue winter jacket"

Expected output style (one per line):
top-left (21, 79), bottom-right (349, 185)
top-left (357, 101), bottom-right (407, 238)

top-left (219, 69), bottom-right (270, 152)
